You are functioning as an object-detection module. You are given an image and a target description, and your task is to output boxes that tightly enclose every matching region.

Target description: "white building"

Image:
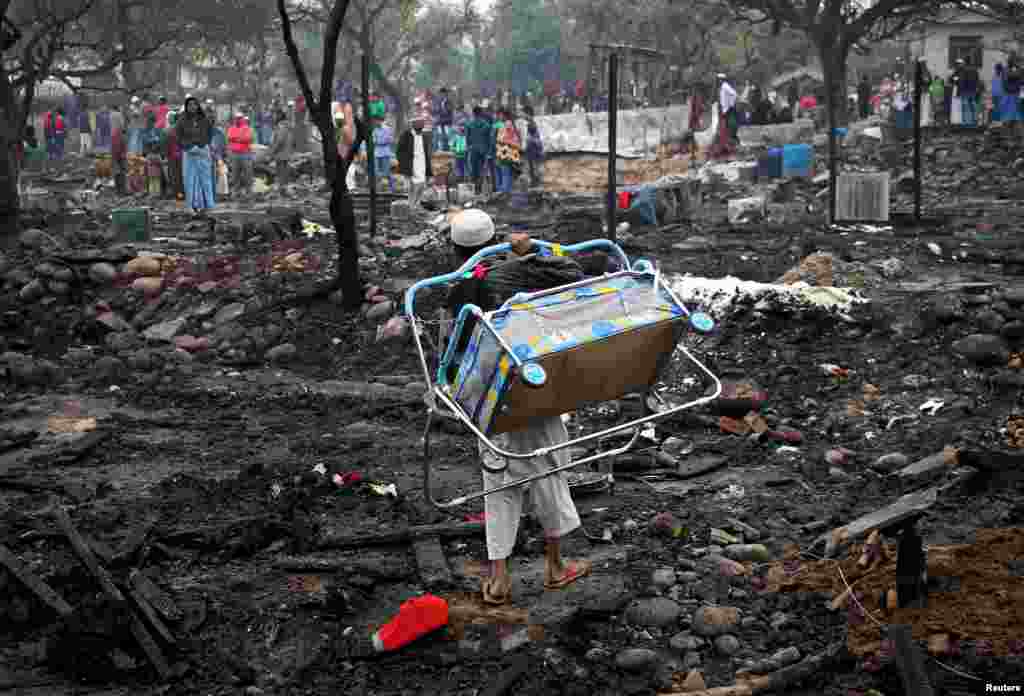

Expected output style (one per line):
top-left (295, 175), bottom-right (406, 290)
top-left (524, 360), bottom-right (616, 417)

top-left (911, 8), bottom-right (1022, 85)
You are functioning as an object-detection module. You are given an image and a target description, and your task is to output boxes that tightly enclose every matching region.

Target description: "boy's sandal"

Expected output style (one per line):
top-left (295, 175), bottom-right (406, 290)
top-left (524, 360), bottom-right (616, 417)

top-left (544, 559), bottom-right (592, 590)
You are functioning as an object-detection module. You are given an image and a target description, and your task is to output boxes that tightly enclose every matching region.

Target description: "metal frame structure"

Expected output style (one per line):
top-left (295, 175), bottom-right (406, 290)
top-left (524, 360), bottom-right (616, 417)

top-left (403, 238), bottom-right (722, 510)
top-left (586, 43), bottom-right (670, 109)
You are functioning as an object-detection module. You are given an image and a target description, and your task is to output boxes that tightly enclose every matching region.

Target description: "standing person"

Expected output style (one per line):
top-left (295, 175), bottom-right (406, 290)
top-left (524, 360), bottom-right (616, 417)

top-left (164, 111), bottom-right (184, 200)
top-left (95, 103), bottom-right (112, 152)
top-left (267, 111), bottom-right (294, 189)
top-left (370, 118), bottom-right (395, 193)
top-left (140, 112), bottom-right (165, 197)
top-left (524, 106), bottom-right (543, 188)
top-left (396, 117), bottom-right (432, 211)
top-left (175, 96), bottom-right (215, 214)
top-left (466, 106), bottom-right (490, 194)
top-left (435, 87), bottom-right (453, 152)
top-left (418, 93), bottom-right (434, 156)
top-left (111, 113), bottom-right (127, 194)
top-left (442, 217), bottom-right (591, 606)
top-left (208, 112), bottom-right (229, 199)
top-left (155, 96), bottom-right (170, 129)
top-left (127, 95), bottom-right (145, 154)
top-left (689, 85), bottom-right (705, 133)
top-left (227, 113), bottom-right (254, 199)
top-left (858, 75), bottom-right (872, 119)
top-left (958, 58), bottom-right (980, 126)
top-left (257, 105), bottom-right (274, 146)
top-left (77, 106), bottom-right (92, 155)
top-left (451, 123), bottom-right (467, 183)
top-left (1004, 53), bottom-right (1023, 136)
top-left (486, 106), bottom-right (500, 192)
top-left (44, 108), bottom-right (66, 163)
top-left (494, 109), bottom-right (521, 194)
top-left (718, 73), bottom-right (738, 145)
top-left (992, 64), bottom-right (1006, 124)
top-left (929, 73), bottom-right (946, 125)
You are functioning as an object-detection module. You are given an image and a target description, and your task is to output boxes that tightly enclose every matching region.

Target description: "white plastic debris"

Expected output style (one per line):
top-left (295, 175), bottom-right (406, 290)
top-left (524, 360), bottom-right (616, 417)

top-left (369, 482), bottom-right (398, 498)
top-left (312, 463), bottom-right (327, 476)
top-left (927, 242), bottom-right (942, 256)
top-left (919, 399), bottom-right (945, 416)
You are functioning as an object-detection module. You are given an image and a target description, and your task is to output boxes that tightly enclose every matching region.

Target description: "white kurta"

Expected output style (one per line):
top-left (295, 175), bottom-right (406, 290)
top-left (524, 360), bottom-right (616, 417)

top-left (479, 416), bottom-right (581, 560)
top-left (412, 132), bottom-right (426, 184)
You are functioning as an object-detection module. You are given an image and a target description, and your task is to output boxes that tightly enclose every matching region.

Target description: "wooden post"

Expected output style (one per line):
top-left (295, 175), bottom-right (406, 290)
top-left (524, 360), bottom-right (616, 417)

top-left (607, 52), bottom-right (618, 243)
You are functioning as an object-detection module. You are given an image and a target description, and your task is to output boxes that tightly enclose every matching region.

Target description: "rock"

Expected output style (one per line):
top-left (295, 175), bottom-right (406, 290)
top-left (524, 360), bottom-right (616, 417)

top-left (88, 262), bottom-right (118, 284)
top-left (1001, 321), bottom-right (1024, 341)
top-left (871, 257), bottom-right (904, 279)
top-left (690, 606), bottom-right (739, 637)
top-left (174, 335), bottom-right (210, 352)
top-left (92, 355), bottom-right (126, 382)
top-left (872, 452), bottom-right (909, 473)
top-left (723, 544), bottom-right (770, 562)
top-left (214, 302), bottom-right (246, 325)
top-left (928, 295), bottom-right (962, 324)
top-left (19, 228), bottom-right (60, 250)
top-left (377, 316), bottom-right (410, 342)
top-left (266, 343), bottom-right (297, 363)
top-left (97, 312), bottom-right (132, 332)
top-left (126, 350), bottom-right (155, 371)
top-left (125, 256), bottom-right (162, 276)
top-left (47, 280), bottom-right (69, 295)
top-left (649, 512), bottom-right (683, 538)
top-left (669, 632), bottom-right (704, 653)
top-left (652, 568), bottom-right (677, 590)
top-left (35, 262), bottom-right (58, 278)
top-left (952, 333), bottom-right (1009, 366)
top-left (19, 279), bottom-right (46, 302)
top-left (143, 318), bottom-right (187, 343)
top-left (682, 651), bottom-right (701, 670)
top-left (1, 352), bottom-right (60, 386)
top-left (977, 309), bottom-right (1007, 334)
top-left (105, 331), bottom-right (140, 352)
top-left (713, 634), bottom-right (740, 656)
top-left (824, 449), bottom-right (848, 467)
top-left (1004, 287), bottom-right (1024, 305)
top-left (902, 374), bottom-right (930, 389)
top-left (585, 647), bottom-right (612, 663)
top-left (198, 280), bottom-right (219, 293)
top-left (132, 276), bottom-right (163, 294)
top-left (768, 611), bottom-right (790, 630)
top-left (626, 597), bottom-right (682, 628)
top-left (614, 647), bottom-right (659, 673)
top-left (366, 300), bottom-right (395, 322)
top-left (770, 646), bottom-right (801, 666)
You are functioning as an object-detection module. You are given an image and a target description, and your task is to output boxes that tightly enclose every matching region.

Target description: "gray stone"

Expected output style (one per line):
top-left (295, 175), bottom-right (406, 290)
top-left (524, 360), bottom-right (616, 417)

top-left (1004, 287), bottom-right (1024, 305)
top-left (714, 634), bottom-right (740, 656)
top-left (678, 571), bottom-right (699, 583)
top-left (952, 333), bottom-right (1009, 366)
top-left (105, 331), bottom-right (140, 352)
top-left (769, 612), bottom-right (791, 630)
top-left (690, 606), bottom-right (740, 637)
top-left (92, 355), bottom-right (126, 382)
top-left (770, 646), bottom-right (802, 666)
top-left (928, 295), bottom-right (962, 323)
top-left (1001, 321), bottom-right (1024, 341)
top-left (97, 312), bottom-right (132, 333)
top-left (669, 632), bottom-right (704, 653)
top-left (88, 262), bottom-right (118, 284)
top-left (872, 452), bottom-right (909, 473)
top-left (682, 651), bottom-right (702, 669)
top-left (144, 317), bottom-right (188, 343)
top-left (126, 350), bottom-right (156, 371)
top-left (52, 267), bottom-right (74, 282)
top-left (19, 228), bottom-right (61, 250)
top-left (584, 647), bottom-right (612, 663)
top-left (872, 257), bottom-right (904, 279)
top-left (725, 517), bottom-right (761, 541)
top-left (19, 279), bottom-right (46, 302)
top-left (625, 597), bottom-right (682, 628)
top-left (614, 647), bottom-right (659, 673)
top-left (902, 374), bottom-right (930, 389)
top-left (214, 302), bottom-right (246, 325)
top-left (266, 343), bottom-right (297, 363)
top-left (47, 280), bottom-right (70, 295)
top-left (651, 568), bottom-right (677, 590)
top-left (974, 308), bottom-right (1006, 336)
top-left (366, 300), bottom-right (395, 322)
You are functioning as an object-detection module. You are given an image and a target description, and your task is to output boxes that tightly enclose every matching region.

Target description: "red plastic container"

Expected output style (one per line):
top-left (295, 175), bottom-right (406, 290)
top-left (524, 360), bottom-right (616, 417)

top-left (617, 191), bottom-right (631, 210)
top-left (372, 594), bottom-right (449, 652)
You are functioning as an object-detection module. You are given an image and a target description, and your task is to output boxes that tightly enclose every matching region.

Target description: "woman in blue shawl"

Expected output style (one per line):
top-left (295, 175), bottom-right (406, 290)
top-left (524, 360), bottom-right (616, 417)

top-left (174, 97), bottom-right (215, 214)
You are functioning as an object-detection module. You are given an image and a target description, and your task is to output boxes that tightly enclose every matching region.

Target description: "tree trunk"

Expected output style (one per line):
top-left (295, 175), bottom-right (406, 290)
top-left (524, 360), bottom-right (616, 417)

top-left (329, 178), bottom-right (361, 310)
top-left (0, 63), bottom-right (23, 239)
top-left (818, 35), bottom-right (849, 224)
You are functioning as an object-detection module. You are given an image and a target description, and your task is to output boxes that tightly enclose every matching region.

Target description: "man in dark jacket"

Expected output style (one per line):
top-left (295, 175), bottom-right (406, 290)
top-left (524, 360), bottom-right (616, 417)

top-left (436, 87), bottom-right (453, 152)
top-left (396, 117), bottom-right (433, 210)
top-left (858, 75), bottom-right (872, 119)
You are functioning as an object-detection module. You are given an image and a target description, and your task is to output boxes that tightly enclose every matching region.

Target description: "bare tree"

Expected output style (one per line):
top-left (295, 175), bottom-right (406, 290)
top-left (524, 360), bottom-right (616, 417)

top-left (0, 0), bottom-right (190, 234)
top-left (277, 0), bottom-right (367, 309)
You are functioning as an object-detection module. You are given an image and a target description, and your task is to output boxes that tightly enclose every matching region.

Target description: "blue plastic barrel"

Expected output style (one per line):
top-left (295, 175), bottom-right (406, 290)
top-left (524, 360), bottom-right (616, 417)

top-left (782, 144), bottom-right (812, 178)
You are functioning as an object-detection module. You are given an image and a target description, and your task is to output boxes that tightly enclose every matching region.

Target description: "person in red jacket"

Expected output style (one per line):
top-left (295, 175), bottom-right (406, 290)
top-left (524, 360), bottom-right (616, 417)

top-left (227, 113), bottom-right (254, 198)
top-left (44, 108), bottom-right (66, 162)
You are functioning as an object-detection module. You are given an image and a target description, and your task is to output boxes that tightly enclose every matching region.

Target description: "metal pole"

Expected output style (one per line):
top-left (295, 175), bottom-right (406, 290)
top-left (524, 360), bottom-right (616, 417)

top-left (362, 54), bottom-right (376, 237)
top-left (607, 52), bottom-right (618, 243)
top-left (913, 59), bottom-right (922, 222)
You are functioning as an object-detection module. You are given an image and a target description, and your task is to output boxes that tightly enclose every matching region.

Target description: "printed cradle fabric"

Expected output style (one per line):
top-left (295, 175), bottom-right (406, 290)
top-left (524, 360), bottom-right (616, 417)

top-left (451, 274), bottom-right (684, 434)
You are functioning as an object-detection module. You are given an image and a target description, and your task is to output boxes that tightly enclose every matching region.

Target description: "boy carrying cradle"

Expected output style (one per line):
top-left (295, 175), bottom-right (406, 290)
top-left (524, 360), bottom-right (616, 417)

top-left (444, 210), bottom-right (593, 605)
